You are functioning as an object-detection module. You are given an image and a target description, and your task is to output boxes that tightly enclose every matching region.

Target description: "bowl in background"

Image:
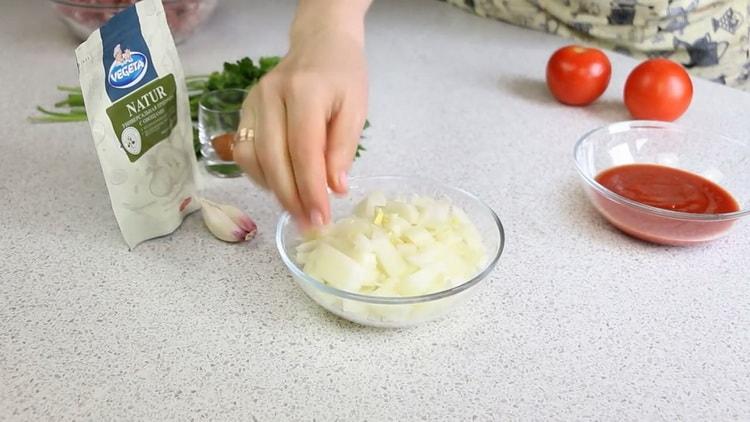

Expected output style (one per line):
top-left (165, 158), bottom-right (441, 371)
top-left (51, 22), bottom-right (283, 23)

top-left (574, 121), bottom-right (750, 246)
top-left (276, 176), bottom-right (505, 328)
top-left (48, 0), bottom-right (218, 44)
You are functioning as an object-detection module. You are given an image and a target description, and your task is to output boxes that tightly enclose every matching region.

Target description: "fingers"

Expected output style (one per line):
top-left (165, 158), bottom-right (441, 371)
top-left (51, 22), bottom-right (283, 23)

top-left (233, 89), bottom-right (267, 188)
top-left (253, 85), bottom-right (307, 222)
top-left (326, 97), bottom-right (365, 195)
top-left (286, 93), bottom-right (330, 226)
top-left (233, 72), bottom-right (365, 230)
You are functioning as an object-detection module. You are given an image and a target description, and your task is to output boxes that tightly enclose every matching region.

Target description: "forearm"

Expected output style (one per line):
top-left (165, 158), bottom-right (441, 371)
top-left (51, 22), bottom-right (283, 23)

top-left (290, 0), bottom-right (372, 46)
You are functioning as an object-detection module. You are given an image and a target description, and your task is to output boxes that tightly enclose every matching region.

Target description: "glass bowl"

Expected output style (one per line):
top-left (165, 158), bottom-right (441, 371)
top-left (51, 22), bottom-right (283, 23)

top-left (574, 121), bottom-right (750, 246)
top-left (48, 0), bottom-right (218, 44)
top-left (276, 176), bottom-right (505, 328)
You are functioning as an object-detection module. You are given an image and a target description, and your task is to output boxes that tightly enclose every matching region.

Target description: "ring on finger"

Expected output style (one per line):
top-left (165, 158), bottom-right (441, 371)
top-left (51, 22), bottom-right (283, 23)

top-left (234, 127), bottom-right (256, 146)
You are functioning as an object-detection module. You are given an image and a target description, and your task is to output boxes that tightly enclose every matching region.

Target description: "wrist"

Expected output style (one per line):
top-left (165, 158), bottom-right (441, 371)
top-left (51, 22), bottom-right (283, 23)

top-left (290, 0), bottom-right (370, 47)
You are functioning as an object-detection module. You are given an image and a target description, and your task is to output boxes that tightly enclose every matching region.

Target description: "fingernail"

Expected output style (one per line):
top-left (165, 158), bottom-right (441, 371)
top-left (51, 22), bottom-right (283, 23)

top-left (310, 209), bottom-right (324, 227)
top-left (338, 171), bottom-right (349, 192)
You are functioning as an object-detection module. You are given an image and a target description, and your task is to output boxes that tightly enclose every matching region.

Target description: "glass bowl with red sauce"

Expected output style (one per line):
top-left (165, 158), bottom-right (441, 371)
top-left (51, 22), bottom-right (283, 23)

top-left (574, 121), bottom-right (749, 246)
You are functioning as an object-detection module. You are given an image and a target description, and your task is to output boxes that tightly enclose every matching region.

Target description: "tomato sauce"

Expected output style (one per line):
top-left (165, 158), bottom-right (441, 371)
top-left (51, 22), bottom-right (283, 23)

top-left (596, 164), bottom-right (739, 214)
top-left (589, 164), bottom-right (740, 245)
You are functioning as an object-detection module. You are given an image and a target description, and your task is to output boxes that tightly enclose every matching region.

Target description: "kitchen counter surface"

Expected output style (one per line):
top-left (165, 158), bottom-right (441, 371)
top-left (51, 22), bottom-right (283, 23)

top-left (2, 0), bottom-right (749, 420)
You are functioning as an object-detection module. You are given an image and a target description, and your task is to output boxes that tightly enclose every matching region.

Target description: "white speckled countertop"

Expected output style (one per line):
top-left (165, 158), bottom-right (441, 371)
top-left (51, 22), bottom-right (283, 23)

top-left (1, 0), bottom-right (749, 420)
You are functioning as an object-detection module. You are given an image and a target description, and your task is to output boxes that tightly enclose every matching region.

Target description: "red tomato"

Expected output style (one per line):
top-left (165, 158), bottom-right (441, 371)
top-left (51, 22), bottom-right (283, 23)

top-left (546, 45), bottom-right (612, 106)
top-left (624, 59), bottom-right (693, 121)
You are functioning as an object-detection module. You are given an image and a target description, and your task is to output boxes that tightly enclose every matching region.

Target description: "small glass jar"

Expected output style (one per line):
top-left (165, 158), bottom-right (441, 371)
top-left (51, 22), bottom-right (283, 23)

top-left (198, 88), bottom-right (246, 178)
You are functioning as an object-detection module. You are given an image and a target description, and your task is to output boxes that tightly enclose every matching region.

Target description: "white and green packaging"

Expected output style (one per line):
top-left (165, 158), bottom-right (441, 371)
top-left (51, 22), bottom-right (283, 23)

top-left (76, 0), bottom-right (199, 248)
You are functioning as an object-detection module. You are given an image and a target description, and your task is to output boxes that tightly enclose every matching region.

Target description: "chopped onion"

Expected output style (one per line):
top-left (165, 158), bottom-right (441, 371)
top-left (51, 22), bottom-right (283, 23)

top-left (295, 192), bottom-right (488, 298)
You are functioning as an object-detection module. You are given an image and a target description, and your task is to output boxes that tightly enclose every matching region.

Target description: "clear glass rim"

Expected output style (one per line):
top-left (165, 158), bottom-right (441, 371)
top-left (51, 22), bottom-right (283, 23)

top-left (573, 120), bottom-right (750, 221)
top-left (275, 175), bottom-right (505, 305)
top-left (50, 0), bottom-right (183, 8)
top-left (198, 89), bottom-right (247, 114)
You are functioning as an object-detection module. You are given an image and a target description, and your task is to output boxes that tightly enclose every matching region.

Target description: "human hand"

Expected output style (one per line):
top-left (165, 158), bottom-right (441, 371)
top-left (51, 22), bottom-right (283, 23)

top-left (233, 1), bottom-right (370, 228)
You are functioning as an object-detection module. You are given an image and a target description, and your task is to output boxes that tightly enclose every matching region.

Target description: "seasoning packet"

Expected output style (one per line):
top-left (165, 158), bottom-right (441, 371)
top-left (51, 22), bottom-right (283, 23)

top-left (76, 0), bottom-right (199, 248)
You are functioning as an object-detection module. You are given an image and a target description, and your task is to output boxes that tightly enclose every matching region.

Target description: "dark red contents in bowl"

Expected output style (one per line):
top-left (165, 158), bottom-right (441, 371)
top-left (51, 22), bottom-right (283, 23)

top-left (596, 164), bottom-right (739, 214)
top-left (590, 164), bottom-right (740, 245)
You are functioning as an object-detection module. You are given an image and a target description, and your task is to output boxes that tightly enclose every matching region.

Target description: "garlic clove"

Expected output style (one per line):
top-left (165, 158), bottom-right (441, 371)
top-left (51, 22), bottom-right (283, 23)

top-left (199, 198), bottom-right (257, 243)
top-left (217, 203), bottom-right (258, 240)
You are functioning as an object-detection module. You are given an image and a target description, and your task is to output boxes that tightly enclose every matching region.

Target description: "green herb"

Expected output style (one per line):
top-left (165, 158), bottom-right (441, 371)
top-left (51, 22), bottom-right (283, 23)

top-left (31, 56), bottom-right (369, 161)
top-left (355, 119), bottom-right (370, 160)
top-left (355, 144), bottom-right (367, 159)
top-left (206, 163), bottom-right (242, 176)
top-left (29, 106), bottom-right (87, 123)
